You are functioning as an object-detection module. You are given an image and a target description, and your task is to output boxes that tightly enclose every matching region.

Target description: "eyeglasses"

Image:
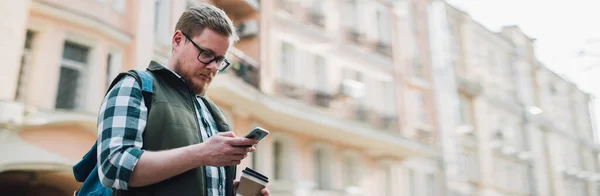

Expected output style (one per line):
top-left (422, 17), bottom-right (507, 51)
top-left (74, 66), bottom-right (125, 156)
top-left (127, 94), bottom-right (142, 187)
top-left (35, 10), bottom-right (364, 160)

top-left (181, 32), bottom-right (230, 71)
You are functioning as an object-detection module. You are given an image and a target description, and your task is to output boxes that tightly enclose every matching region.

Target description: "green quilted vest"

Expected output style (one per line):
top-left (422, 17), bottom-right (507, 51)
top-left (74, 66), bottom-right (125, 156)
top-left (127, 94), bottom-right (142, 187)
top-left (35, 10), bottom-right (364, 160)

top-left (113, 61), bottom-right (236, 196)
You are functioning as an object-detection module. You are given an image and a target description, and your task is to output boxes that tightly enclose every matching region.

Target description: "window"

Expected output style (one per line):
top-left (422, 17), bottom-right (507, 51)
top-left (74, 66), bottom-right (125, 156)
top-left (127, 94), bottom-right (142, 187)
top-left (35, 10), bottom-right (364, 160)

top-left (277, 0), bottom-right (295, 13)
top-left (154, 0), bottom-right (171, 44)
top-left (383, 165), bottom-right (393, 196)
top-left (106, 54), bottom-right (113, 90)
top-left (308, 0), bottom-right (324, 14)
top-left (549, 84), bottom-right (557, 95)
top-left (111, 0), bottom-right (126, 13)
top-left (412, 53), bottom-right (423, 79)
top-left (458, 94), bottom-right (474, 125)
top-left (307, 0), bottom-right (324, 27)
top-left (487, 48), bottom-right (496, 69)
top-left (105, 51), bottom-right (122, 91)
top-left (343, 154), bottom-right (359, 188)
top-left (494, 158), bottom-right (505, 188)
top-left (425, 174), bottom-right (436, 196)
top-left (521, 165), bottom-right (531, 194)
top-left (376, 7), bottom-right (392, 44)
top-left (314, 55), bottom-right (327, 92)
top-left (343, 0), bottom-right (362, 33)
top-left (280, 42), bottom-right (295, 83)
top-left (383, 82), bottom-right (397, 116)
top-left (413, 90), bottom-right (427, 124)
top-left (313, 147), bottom-right (331, 190)
top-left (465, 150), bottom-right (480, 181)
top-left (55, 42), bottom-right (89, 109)
top-left (15, 31), bottom-right (35, 102)
top-left (273, 140), bottom-right (283, 180)
top-left (408, 169), bottom-right (416, 196)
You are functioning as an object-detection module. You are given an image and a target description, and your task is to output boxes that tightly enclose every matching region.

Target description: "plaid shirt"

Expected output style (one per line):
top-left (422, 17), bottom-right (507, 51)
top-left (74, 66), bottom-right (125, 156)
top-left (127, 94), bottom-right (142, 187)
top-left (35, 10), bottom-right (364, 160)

top-left (97, 73), bottom-right (225, 195)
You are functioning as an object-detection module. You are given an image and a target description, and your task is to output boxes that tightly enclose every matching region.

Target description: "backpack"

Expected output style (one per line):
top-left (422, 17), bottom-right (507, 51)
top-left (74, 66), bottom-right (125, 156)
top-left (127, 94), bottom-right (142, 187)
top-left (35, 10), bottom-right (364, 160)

top-left (72, 70), bottom-right (154, 196)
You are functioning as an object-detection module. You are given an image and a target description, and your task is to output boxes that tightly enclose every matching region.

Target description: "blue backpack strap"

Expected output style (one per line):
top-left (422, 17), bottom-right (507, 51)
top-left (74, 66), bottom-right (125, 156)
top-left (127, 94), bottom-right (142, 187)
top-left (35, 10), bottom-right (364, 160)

top-left (72, 69), bottom-right (153, 195)
top-left (130, 70), bottom-right (154, 111)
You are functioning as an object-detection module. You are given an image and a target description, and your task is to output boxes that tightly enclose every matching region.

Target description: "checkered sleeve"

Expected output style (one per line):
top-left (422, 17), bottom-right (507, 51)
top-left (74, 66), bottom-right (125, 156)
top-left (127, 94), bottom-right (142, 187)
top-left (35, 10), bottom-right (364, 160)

top-left (96, 75), bottom-right (147, 190)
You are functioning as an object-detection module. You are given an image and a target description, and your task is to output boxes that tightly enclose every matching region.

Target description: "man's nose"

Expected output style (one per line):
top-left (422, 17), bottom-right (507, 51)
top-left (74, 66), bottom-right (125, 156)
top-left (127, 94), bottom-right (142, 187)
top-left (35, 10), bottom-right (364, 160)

top-left (205, 60), bottom-right (219, 71)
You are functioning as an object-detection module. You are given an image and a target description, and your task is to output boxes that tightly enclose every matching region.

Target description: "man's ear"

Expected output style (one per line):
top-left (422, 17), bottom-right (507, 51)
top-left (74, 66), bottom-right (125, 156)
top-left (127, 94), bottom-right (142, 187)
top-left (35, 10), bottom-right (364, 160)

top-left (172, 30), bottom-right (183, 50)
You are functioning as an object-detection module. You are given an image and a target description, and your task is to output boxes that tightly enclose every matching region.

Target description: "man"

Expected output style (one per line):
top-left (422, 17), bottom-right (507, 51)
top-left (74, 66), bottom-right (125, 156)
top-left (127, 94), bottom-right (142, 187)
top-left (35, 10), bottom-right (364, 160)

top-left (97, 4), bottom-right (269, 196)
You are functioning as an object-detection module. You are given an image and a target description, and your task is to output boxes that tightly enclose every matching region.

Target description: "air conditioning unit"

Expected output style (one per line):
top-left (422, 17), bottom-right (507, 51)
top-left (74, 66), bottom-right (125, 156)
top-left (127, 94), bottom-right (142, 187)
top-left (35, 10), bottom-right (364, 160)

top-left (0, 101), bottom-right (25, 127)
top-left (339, 79), bottom-right (365, 99)
top-left (236, 20), bottom-right (258, 38)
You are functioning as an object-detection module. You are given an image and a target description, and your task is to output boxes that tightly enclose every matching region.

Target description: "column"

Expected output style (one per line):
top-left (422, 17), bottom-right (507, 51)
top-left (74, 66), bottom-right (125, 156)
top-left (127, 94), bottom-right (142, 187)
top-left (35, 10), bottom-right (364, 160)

top-left (0, 0), bottom-right (31, 101)
top-left (26, 26), bottom-right (66, 110)
top-left (84, 42), bottom-right (108, 112)
top-left (259, 0), bottom-right (274, 94)
top-left (547, 133), bottom-right (566, 196)
top-left (132, 0), bottom-right (156, 70)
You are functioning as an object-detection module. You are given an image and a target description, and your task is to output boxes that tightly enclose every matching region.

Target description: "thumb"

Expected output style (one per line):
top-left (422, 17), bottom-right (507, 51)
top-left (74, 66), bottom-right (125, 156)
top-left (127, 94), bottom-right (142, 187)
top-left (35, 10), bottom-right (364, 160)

top-left (234, 179), bottom-right (240, 189)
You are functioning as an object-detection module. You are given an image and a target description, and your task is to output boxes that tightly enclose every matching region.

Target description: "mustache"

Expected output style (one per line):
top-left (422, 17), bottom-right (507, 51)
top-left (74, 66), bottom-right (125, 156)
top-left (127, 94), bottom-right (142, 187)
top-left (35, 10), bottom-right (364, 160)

top-left (197, 72), bottom-right (213, 78)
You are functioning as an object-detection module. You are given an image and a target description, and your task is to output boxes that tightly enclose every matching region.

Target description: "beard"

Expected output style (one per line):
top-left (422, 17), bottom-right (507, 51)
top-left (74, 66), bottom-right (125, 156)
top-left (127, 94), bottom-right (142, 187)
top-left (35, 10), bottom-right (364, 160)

top-left (173, 61), bottom-right (207, 95)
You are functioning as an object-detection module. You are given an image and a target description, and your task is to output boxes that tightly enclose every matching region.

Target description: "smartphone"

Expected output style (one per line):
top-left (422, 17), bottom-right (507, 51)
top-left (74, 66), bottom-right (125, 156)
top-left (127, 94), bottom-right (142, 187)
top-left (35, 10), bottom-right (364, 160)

top-left (245, 127), bottom-right (270, 141)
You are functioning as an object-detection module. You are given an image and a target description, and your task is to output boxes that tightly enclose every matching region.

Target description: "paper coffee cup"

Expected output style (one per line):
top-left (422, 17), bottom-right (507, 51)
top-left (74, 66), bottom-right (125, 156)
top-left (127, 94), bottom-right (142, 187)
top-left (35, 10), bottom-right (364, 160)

top-left (236, 168), bottom-right (268, 196)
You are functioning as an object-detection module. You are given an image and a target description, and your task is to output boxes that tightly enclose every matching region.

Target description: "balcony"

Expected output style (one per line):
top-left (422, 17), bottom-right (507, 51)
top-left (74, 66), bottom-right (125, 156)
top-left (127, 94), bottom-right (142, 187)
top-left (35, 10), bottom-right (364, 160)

top-left (350, 105), bottom-right (399, 131)
top-left (455, 74), bottom-right (482, 96)
top-left (222, 48), bottom-right (260, 89)
top-left (345, 29), bottom-right (365, 45)
top-left (214, 0), bottom-right (260, 19)
top-left (307, 12), bottom-right (325, 27)
top-left (276, 0), bottom-right (295, 14)
top-left (273, 81), bottom-right (400, 131)
top-left (210, 76), bottom-right (438, 159)
top-left (274, 80), bottom-right (305, 100)
top-left (273, 80), bottom-right (333, 108)
top-left (410, 124), bottom-right (435, 144)
top-left (374, 41), bottom-right (393, 58)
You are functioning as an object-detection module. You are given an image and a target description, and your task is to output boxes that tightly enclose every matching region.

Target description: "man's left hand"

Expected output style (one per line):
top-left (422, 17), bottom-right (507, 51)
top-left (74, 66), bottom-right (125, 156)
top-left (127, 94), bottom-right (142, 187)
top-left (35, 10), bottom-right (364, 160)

top-left (233, 179), bottom-right (270, 196)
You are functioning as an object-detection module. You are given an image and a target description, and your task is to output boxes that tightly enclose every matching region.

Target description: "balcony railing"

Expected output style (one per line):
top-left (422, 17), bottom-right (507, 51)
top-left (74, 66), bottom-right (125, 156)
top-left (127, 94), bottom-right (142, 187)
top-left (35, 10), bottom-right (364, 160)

top-left (214, 0), bottom-right (259, 19)
top-left (274, 80), bottom-right (332, 108)
top-left (413, 125), bottom-right (435, 144)
top-left (307, 12), bottom-right (325, 27)
top-left (351, 106), bottom-right (399, 130)
top-left (313, 91), bottom-right (332, 108)
top-left (276, 0), bottom-right (295, 14)
top-left (345, 29), bottom-right (364, 45)
top-left (223, 48), bottom-right (260, 88)
top-left (374, 41), bottom-right (393, 58)
top-left (273, 81), bottom-right (400, 131)
top-left (456, 73), bottom-right (483, 96)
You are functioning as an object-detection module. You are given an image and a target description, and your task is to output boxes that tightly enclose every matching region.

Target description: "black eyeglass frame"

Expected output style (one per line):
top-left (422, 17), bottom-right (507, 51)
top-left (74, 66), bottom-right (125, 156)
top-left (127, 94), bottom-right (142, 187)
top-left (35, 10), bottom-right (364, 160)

top-left (181, 32), bottom-right (230, 71)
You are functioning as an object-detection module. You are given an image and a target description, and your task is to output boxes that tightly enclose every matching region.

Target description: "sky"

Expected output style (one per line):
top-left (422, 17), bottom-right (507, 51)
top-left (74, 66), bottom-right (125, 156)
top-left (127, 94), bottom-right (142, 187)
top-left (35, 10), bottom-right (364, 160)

top-left (446, 0), bottom-right (600, 137)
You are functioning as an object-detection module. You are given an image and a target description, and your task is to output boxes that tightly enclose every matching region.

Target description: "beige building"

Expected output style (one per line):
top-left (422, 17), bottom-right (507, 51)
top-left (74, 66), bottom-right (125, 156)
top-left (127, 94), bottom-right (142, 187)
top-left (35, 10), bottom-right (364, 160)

top-left (432, 1), bottom-right (600, 196)
top-left (3, 0), bottom-right (597, 196)
top-left (0, 0), bottom-right (443, 195)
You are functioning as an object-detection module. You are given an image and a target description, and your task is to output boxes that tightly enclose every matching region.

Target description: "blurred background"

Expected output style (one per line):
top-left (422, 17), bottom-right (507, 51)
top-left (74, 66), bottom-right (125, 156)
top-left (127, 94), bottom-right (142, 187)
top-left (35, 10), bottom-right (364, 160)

top-left (0, 0), bottom-right (598, 196)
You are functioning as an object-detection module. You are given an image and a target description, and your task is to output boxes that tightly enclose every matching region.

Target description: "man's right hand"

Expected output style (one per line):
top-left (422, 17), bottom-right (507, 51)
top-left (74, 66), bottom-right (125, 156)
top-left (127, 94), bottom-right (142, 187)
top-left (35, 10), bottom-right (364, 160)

top-left (196, 132), bottom-right (259, 167)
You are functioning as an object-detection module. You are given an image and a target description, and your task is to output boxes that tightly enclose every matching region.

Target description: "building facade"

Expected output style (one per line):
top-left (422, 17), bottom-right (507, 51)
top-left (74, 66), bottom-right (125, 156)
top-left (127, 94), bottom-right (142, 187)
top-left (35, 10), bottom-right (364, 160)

top-left (0, 0), bottom-right (442, 195)
top-left (431, 1), bottom-right (600, 196)
top-left (1, 0), bottom-right (598, 196)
